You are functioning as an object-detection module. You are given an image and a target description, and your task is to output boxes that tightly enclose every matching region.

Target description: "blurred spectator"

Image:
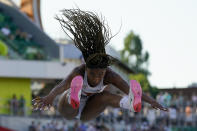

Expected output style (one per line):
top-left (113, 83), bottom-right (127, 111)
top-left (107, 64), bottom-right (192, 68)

top-left (156, 92), bottom-right (162, 104)
top-left (14, 29), bottom-right (22, 40)
top-left (36, 122), bottom-right (42, 131)
top-left (140, 122), bottom-right (149, 131)
top-left (79, 122), bottom-right (87, 131)
top-left (45, 123), bottom-right (51, 131)
top-left (178, 92), bottom-right (184, 106)
top-left (95, 122), bottom-right (109, 131)
top-left (1, 25), bottom-right (10, 36)
top-left (49, 121), bottom-right (55, 131)
top-left (25, 90), bottom-right (197, 131)
top-left (192, 93), bottom-right (197, 105)
top-left (18, 94), bottom-right (26, 116)
top-left (163, 92), bottom-right (171, 107)
top-left (147, 107), bottom-right (156, 126)
top-left (185, 105), bottom-right (192, 125)
top-left (169, 106), bottom-right (177, 125)
top-left (54, 121), bottom-right (61, 131)
top-left (62, 121), bottom-right (68, 131)
top-left (87, 123), bottom-right (96, 131)
top-left (73, 121), bottom-right (80, 131)
top-left (21, 31), bottom-right (32, 42)
top-left (29, 121), bottom-right (36, 131)
top-left (131, 122), bottom-right (137, 131)
top-left (10, 94), bottom-right (18, 115)
top-left (185, 105), bottom-right (192, 117)
top-left (125, 123), bottom-right (131, 131)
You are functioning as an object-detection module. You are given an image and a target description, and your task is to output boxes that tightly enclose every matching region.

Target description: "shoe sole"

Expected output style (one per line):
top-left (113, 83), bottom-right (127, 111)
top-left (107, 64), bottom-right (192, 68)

top-left (130, 80), bottom-right (142, 112)
top-left (70, 75), bottom-right (83, 109)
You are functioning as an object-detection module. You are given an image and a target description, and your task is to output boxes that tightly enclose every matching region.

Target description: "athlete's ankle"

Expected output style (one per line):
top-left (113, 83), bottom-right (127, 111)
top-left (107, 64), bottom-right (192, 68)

top-left (119, 96), bottom-right (130, 110)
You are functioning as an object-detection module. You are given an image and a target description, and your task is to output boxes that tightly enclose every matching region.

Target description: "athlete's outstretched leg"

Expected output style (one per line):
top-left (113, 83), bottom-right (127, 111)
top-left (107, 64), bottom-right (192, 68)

top-left (58, 76), bottom-right (83, 120)
top-left (80, 80), bottom-right (142, 121)
top-left (57, 90), bottom-right (78, 120)
top-left (80, 91), bottom-right (122, 121)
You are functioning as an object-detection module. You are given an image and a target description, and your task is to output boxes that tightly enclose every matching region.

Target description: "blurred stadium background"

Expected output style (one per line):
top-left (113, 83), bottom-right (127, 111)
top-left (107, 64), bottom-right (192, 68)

top-left (0, 0), bottom-right (197, 131)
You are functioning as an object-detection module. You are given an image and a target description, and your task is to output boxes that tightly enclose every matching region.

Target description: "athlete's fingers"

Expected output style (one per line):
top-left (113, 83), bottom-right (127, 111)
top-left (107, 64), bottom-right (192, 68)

top-left (153, 106), bottom-right (159, 110)
top-left (33, 102), bottom-right (39, 108)
top-left (43, 106), bottom-right (49, 111)
top-left (39, 103), bottom-right (46, 111)
top-left (36, 101), bottom-right (43, 106)
top-left (32, 96), bottom-right (41, 101)
top-left (32, 106), bottom-right (36, 110)
top-left (34, 106), bottom-right (39, 110)
top-left (33, 102), bottom-right (38, 106)
top-left (37, 107), bottom-right (41, 110)
top-left (33, 104), bottom-right (39, 110)
top-left (35, 98), bottom-right (43, 103)
top-left (156, 105), bottom-right (168, 111)
top-left (40, 106), bottom-right (44, 111)
top-left (32, 105), bottom-right (37, 110)
top-left (155, 104), bottom-right (165, 110)
top-left (32, 99), bottom-right (37, 105)
top-left (33, 101), bottom-right (42, 110)
top-left (161, 107), bottom-right (168, 111)
top-left (33, 101), bottom-right (43, 110)
top-left (157, 104), bottom-right (168, 111)
top-left (32, 98), bottom-right (39, 102)
top-left (32, 99), bottom-right (41, 106)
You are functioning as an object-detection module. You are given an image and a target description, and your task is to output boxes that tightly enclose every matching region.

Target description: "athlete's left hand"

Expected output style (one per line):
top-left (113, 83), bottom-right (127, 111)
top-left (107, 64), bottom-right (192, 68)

top-left (150, 100), bottom-right (168, 111)
top-left (32, 96), bottom-right (53, 111)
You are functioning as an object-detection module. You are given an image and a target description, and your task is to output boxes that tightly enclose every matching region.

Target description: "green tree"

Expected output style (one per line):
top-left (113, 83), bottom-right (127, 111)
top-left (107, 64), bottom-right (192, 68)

top-left (121, 31), bottom-right (149, 75)
top-left (121, 31), bottom-right (158, 97)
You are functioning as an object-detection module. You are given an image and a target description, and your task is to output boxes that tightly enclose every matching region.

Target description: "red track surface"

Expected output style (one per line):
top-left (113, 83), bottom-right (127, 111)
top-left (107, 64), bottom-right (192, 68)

top-left (0, 126), bottom-right (14, 131)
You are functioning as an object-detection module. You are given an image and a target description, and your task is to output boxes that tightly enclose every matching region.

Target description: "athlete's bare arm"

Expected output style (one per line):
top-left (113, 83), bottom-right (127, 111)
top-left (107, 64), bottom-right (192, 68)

top-left (32, 64), bottom-right (85, 110)
top-left (104, 68), bottom-right (168, 111)
top-left (47, 64), bottom-right (85, 100)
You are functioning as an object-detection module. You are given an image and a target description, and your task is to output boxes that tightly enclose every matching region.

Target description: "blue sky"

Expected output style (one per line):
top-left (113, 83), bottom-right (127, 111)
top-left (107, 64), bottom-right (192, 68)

top-left (14, 0), bottom-right (197, 88)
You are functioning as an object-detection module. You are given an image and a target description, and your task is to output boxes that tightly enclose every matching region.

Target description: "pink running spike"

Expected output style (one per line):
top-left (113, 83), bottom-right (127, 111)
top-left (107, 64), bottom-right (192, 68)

top-left (70, 75), bottom-right (83, 109)
top-left (130, 80), bottom-right (142, 112)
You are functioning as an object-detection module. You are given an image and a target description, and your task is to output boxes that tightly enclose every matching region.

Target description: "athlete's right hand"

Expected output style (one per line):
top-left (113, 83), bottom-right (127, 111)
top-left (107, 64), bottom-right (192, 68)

top-left (32, 96), bottom-right (53, 111)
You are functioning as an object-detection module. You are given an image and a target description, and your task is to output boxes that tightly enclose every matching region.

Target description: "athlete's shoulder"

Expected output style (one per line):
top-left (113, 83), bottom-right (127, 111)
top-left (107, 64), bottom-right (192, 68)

top-left (72, 64), bottom-right (85, 75)
top-left (105, 67), bottom-right (116, 75)
top-left (104, 67), bottom-right (118, 84)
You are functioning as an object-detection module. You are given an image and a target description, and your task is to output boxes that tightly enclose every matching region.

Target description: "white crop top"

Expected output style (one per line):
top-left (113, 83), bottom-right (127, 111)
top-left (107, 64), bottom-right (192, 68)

top-left (81, 71), bottom-right (107, 96)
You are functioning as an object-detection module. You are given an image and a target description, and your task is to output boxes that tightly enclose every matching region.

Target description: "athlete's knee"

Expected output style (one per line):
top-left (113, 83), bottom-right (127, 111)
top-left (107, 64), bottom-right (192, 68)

top-left (58, 104), bottom-right (78, 120)
top-left (57, 91), bottom-right (78, 119)
top-left (57, 92), bottom-right (68, 111)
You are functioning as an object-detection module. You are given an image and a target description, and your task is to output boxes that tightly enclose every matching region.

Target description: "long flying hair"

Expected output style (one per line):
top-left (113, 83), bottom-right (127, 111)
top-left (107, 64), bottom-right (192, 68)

top-left (56, 9), bottom-right (116, 68)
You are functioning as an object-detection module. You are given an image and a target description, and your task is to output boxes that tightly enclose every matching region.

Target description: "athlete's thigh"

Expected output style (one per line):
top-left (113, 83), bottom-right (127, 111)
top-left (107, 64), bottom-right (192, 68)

top-left (80, 91), bottom-right (119, 121)
top-left (58, 89), bottom-right (79, 119)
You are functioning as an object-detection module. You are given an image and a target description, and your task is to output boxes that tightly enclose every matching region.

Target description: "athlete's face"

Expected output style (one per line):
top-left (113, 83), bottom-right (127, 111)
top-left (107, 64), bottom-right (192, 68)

top-left (86, 68), bottom-right (106, 86)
